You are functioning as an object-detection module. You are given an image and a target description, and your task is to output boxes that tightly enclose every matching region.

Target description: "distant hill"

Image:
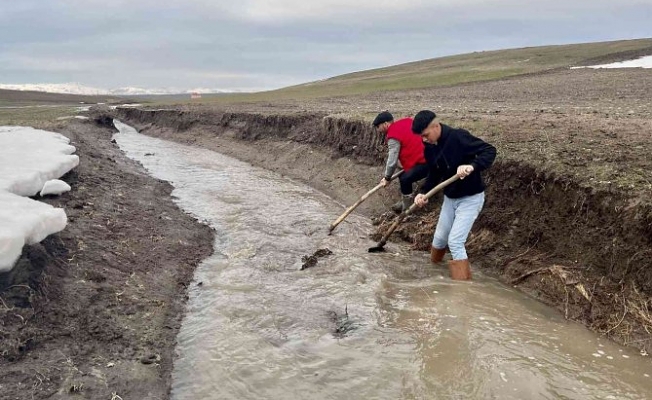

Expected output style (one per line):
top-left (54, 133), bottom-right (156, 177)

top-left (183, 38), bottom-right (652, 105)
top-left (0, 89), bottom-right (127, 107)
top-left (12, 38), bottom-right (648, 107)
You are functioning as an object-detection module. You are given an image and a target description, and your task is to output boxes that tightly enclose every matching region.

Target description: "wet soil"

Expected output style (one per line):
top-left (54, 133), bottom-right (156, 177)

top-left (0, 119), bottom-right (214, 399)
top-left (300, 248), bottom-right (334, 270)
top-left (1, 66), bottom-right (651, 398)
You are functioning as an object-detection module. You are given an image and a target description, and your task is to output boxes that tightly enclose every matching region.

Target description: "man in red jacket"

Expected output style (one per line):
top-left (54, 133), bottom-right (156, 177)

top-left (372, 111), bottom-right (429, 212)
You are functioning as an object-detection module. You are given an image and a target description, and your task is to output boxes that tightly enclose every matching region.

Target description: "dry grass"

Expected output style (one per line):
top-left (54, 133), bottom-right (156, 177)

top-left (0, 106), bottom-right (80, 128)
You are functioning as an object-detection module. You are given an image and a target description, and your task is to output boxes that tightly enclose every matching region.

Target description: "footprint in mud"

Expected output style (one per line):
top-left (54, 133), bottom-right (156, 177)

top-left (300, 248), bottom-right (333, 270)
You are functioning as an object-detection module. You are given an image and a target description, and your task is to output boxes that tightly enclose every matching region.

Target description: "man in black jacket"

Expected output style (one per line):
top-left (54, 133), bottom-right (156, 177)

top-left (411, 110), bottom-right (496, 280)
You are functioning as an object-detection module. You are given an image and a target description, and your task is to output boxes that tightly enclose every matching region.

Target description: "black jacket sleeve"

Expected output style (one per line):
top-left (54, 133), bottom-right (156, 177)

top-left (420, 129), bottom-right (496, 196)
top-left (459, 130), bottom-right (497, 172)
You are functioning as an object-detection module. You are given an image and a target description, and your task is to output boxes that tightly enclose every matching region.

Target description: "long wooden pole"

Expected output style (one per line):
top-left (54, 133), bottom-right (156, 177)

top-left (328, 169), bottom-right (403, 233)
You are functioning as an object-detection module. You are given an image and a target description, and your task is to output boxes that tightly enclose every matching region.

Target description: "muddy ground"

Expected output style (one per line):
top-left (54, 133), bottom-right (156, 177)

top-left (0, 120), bottom-right (214, 399)
top-left (1, 66), bottom-right (651, 398)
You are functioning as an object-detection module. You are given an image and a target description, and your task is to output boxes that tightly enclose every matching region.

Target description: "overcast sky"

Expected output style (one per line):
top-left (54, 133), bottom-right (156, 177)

top-left (0, 0), bottom-right (650, 92)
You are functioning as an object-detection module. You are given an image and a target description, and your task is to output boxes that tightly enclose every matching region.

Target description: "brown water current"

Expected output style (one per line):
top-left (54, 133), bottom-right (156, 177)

top-left (113, 120), bottom-right (652, 400)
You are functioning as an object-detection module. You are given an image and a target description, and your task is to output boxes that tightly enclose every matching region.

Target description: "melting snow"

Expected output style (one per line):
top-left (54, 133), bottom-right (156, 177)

top-left (0, 126), bottom-right (79, 271)
top-left (572, 55), bottom-right (652, 69)
top-left (40, 179), bottom-right (72, 196)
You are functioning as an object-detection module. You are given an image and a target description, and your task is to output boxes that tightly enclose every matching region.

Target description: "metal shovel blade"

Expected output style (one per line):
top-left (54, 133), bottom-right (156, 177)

top-left (367, 242), bottom-right (387, 253)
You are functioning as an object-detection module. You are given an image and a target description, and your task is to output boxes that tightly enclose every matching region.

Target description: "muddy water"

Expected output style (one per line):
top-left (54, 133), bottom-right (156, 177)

top-left (112, 120), bottom-right (652, 399)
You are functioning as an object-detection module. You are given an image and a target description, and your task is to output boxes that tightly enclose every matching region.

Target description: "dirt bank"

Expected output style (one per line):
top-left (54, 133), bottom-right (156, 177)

top-left (0, 119), bottom-right (214, 399)
top-left (108, 91), bottom-right (652, 356)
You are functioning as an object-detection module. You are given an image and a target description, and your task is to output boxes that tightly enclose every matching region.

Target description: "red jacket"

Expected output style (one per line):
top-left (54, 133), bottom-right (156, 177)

top-left (386, 118), bottom-right (425, 172)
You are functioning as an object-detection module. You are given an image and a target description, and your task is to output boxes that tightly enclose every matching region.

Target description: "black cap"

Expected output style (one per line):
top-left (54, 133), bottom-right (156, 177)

top-left (372, 111), bottom-right (393, 127)
top-left (412, 110), bottom-right (437, 134)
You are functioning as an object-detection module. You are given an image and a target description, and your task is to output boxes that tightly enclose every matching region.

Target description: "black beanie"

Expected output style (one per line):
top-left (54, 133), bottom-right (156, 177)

top-left (412, 110), bottom-right (437, 133)
top-left (372, 111), bottom-right (393, 127)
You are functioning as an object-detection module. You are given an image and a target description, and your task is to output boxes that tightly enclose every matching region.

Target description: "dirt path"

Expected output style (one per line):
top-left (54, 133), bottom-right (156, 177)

top-left (0, 119), bottom-right (214, 399)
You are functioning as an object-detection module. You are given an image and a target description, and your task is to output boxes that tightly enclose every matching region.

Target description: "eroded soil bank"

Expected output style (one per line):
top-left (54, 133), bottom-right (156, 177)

top-left (109, 105), bottom-right (652, 356)
top-left (0, 119), bottom-right (214, 399)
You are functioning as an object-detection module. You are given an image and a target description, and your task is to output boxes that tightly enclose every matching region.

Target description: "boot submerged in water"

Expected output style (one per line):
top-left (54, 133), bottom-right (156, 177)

top-left (448, 259), bottom-right (472, 280)
top-left (430, 246), bottom-right (446, 263)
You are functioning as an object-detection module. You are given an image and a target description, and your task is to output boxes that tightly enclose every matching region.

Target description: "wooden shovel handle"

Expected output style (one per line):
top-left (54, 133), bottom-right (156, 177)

top-left (329, 169), bottom-right (403, 232)
top-left (376, 174), bottom-right (460, 246)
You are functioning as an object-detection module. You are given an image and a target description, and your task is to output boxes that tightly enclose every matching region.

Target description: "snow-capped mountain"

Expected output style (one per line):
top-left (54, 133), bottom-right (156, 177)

top-left (0, 83), bottom-right (108, 95)
top-left (0, 83), bottom-right (233, 95)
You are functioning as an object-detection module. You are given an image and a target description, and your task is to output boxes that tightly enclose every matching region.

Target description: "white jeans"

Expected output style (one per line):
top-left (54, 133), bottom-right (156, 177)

top-left (432, 192), bottom-right (485, 260)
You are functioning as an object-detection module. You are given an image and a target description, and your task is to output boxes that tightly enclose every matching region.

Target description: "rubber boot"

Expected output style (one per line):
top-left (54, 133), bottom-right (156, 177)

top-left (391, 200), bottom-right (403, 214)
top-left (391, 194), bottom-right (413, 213)
top-left (448, 259), bottom-right (472, 280)
top-left (401, 194), bottom-right (413, 212)
top-left (430, 246), bottom-right (446, 264)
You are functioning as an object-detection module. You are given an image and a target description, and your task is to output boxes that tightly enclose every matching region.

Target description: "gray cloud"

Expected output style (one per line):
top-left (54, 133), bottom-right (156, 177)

top-left (1, 0), bottom-right (650, 91)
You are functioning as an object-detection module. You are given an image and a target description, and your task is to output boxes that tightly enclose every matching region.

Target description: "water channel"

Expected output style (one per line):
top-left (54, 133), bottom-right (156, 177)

top-left (113, 120), bottom-right (652, 399)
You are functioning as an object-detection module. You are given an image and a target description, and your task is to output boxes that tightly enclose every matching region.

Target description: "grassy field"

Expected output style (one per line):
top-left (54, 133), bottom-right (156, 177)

top-left (0, 105), bottom-right (84, 128)
top-left (179, 38), bottom-right (652, 104)
top-left (0, 89), bottom-right (127, 127)
top-left (0, 89), bottom-right (121, 107)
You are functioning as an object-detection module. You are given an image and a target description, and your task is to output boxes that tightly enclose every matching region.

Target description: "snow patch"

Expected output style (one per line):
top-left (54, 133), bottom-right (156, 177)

top-left (0, 126), bottom-right (79, 272)
top-left (0, 82), bottom-right (235, 95)
top-left (572, 55), bottom-right (652, 69)
top-left (40, 179), bottom-right (72, 196)
top-left (56, 115), bottom-right (90, 121)
top-left (0, 192), bottom-right (67, 269)
top-left (109, 104), bottom-right (143, 110)
top-left (0, 127), bottom-right (78, 196)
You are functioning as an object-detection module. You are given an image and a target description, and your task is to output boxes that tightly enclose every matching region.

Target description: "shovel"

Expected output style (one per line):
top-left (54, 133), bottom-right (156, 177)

top-left (328, 169), bottom-right (403, 234)
top-left (368, 174), bottom-right (460, 252)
